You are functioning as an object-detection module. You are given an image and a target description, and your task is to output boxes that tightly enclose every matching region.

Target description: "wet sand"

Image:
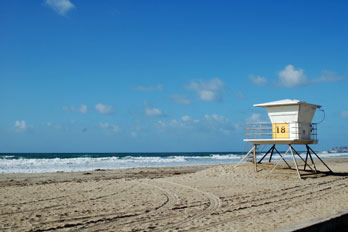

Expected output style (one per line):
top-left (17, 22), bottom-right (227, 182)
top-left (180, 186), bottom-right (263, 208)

top-left (1, 158), bottom-right (348, 231)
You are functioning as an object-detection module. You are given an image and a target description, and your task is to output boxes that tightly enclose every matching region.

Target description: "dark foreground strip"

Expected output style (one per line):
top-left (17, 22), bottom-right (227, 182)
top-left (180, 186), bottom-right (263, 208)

top-left (274, 208), bottom-right (348, 232)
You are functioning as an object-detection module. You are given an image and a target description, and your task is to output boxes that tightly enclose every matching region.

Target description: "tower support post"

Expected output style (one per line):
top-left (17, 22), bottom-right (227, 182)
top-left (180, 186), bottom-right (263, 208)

top-left (235, 145), bottom-right (257, 168)
top-left (253, 145), bottom-right (258, 172)
top-left (304, 150), bottom-right (309, 171)
top-left (289, 145), bottom-right (315, 172)
top-left (289, 145), bottom-right (302, 180)
top-left (258, 145), bottom-right (275, 163)
top-left (306, 145), bottom-right (333, 173)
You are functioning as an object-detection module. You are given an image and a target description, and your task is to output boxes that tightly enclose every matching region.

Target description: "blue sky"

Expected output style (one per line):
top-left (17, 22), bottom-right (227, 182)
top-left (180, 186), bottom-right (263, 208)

top-left (1, 0), bottom-right (347, 152)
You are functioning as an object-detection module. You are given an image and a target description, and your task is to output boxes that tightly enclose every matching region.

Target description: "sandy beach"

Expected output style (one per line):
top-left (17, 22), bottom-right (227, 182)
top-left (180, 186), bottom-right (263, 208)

top-left (1, 158), bottom-right (348, 231)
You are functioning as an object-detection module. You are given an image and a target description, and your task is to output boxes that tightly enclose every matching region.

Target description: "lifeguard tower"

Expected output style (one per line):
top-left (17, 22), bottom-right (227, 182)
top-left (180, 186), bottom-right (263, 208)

top-left (241, 99), bottom-right (332, 179)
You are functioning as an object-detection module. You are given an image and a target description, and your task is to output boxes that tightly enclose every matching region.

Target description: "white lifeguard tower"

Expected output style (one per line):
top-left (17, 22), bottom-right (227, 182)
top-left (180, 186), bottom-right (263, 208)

top-left (241, 99), bottom-right (332, 179)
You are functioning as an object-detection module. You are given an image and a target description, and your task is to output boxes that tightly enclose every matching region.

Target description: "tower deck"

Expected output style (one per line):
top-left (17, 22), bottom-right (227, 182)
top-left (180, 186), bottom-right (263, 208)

top-left (243, 139), bottom-right (318, 145)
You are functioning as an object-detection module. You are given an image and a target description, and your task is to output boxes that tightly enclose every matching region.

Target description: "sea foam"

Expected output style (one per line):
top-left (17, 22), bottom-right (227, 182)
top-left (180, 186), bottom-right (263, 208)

top-left (0, 151), bottom-right (347, 173)
top-left (0, 154), bottom-right (241, 173)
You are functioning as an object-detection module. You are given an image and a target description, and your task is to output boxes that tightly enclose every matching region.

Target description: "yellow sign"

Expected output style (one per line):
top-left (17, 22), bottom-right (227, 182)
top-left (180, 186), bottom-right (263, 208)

top-left (272, 123), bottom-right (289, 139)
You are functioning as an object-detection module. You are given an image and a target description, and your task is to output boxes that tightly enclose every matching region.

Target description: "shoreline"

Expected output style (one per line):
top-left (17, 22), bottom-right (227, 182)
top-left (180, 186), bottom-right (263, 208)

top-left (1, 157), bottom-right (348, 231)
top-left (2, 151), bottom-right (348, 174)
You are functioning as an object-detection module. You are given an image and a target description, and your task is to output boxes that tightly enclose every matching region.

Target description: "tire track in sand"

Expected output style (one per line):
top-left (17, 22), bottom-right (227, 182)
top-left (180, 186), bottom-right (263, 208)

top-left (72, 179), bottom-right (180, 231)
top-left (194, 176), bottom-right (348, 231)
top-left (0, 181), bottom-right (134, 217)
top-left (150, 179), bottom-right (221, 231)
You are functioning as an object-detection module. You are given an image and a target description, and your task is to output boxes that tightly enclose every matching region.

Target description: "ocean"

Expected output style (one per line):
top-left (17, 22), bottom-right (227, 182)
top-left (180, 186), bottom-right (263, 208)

top-left (1, 150), bottom-right (348, 173)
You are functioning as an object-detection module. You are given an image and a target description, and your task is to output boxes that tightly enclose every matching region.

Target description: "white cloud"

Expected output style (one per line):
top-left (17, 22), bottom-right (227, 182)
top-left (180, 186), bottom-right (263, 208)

top-left (15, 120), bottom-right (27, 130)
top-left (186, 78), bottom-right (225, 102)
top-left (249, 75), bottom-right (268, 86)
top-left (200, 90), bottom-right (215, 101)
top-left (341, 110), bottom-right (348, 119)
top-left (157, 119), bottom-right (182, 129)
top-left (95, 104), bottom-right (114, 115)
top-left (45, 0), bottom-right (75, 16)
top-left (170, 95), bottom-right (191, 105)
top-left (144, 102), bottom-right (163, 117)
top-left (133, 84), bottom-right (163, 91)
top-left (42, 122), bottom-right (52, 127)
top-left (14, 120), bottom-right (33, 132)
top-left (312, 70), bottom-right (345, 83)
top-left (145, 107), bottom-right (162, 117)
top-left (79, 105), bottom-right (88, 114)
top-left (204, 114), bottom-right (227, 123)
top-left (203, 114), bottom-right (236, 135)
top-left (247, 113), bottom-right (261, 122)
top-left (63, 105), bottom-right (88, 114)
top-left (157, 120), bottom-right (167, 128)
top-left (278, 64), bottom-right (307, 87)
top-left (99, 122), bottom-right (121, 133)
top-left (181, 115), bottom-right (191, 121)
top-left (42, 122), bottom-right (64, 130)
top-left (250, 65), bottom-right (344, 88)
top-left (157, 114), bottom-right (236, 136)
top-left (157, 116), bottom-right (200, 129)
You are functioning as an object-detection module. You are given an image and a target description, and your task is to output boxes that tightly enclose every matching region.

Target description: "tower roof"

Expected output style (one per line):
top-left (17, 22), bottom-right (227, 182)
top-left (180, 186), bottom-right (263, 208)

top-left (253, 99), bottom-right (321, 108)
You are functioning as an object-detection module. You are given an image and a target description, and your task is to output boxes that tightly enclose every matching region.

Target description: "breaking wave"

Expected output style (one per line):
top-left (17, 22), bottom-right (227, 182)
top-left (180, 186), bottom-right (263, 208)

top-left (1, 151), bottom-right (347, 173)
